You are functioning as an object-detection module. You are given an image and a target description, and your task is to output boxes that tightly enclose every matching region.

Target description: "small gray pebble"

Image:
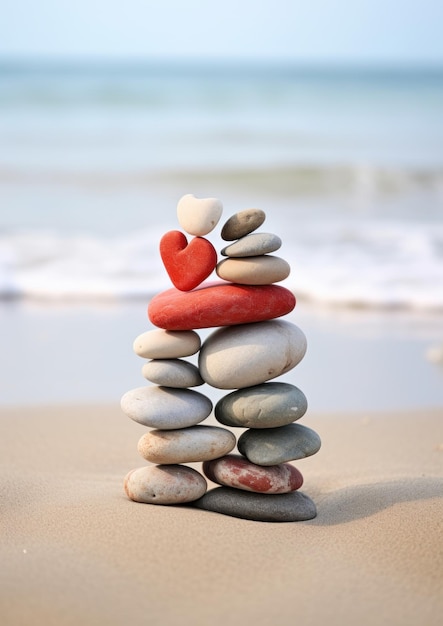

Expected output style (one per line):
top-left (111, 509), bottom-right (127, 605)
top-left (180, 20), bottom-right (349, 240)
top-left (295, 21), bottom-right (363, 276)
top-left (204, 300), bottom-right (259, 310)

top-left (221, 209), bottom-right (266, 241)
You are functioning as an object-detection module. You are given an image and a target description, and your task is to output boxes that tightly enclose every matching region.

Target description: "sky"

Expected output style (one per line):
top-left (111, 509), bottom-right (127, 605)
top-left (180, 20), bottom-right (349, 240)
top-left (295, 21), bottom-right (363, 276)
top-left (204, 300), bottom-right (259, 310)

top-left (1, 0), bottom-right (443, 65)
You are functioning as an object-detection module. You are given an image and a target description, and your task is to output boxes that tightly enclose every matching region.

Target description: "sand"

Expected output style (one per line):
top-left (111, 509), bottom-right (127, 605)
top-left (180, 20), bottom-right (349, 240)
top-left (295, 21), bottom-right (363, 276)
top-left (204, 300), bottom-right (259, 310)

top-left (1, 404), bottom-right (442, 626)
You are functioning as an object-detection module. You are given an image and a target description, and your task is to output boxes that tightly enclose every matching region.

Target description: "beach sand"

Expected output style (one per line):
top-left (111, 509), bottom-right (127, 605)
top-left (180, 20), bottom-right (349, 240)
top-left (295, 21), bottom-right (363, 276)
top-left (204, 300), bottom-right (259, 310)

top-left (1, 404), bottom-right (442, 625)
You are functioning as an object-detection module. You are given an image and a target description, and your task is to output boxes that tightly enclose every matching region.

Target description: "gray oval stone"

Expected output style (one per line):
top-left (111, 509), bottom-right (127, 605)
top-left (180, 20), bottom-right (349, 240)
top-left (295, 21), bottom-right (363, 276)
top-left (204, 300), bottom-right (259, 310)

top-left (121, 386), bottom-right (213, 429)
top-left (137, 425), bottom-right (236, 464)
top-left (221, 232), bottom-right (282, 257)
top-left (192, 486), bottom-right (317, 522)
top-left (199, 320), bottom-right (307, 389)
top-left (142, 359), bottom-right (204, 388)
top-left (124, 465), bottom-right (207, 504)
top-left (221, 209), bottom-right (266, 241)
top-left (215, 382), bottom-right (307, 428)
top-left (238, 423), bottom-right (321, 465)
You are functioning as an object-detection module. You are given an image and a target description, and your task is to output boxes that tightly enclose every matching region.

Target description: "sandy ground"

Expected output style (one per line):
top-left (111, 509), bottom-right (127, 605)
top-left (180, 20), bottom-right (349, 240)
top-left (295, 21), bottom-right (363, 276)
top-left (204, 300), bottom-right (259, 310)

top-left (1, 404), bottom-right (442, 626)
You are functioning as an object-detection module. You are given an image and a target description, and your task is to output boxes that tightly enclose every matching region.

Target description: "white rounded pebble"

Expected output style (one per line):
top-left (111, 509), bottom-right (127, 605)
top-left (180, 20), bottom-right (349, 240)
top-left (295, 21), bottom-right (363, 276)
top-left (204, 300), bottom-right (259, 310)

top-left (142, 359), bottom-right (204, 387)
top-left (124, 465), bottom-right (207, 504)
top-left (221, 232), bottom-right (282, 257)
top-left (121, 386), bottom-right (213, 428)
top-left (216, 255), bottom-right (290, 285)
top-left (176, 194), bottom-right (223, 236)
top-left (199, 320), bottom-right (307, 389)
top-left (137, 425), bottom-right (236, 464)
top-left (133, 329), bottom-right (201, 359)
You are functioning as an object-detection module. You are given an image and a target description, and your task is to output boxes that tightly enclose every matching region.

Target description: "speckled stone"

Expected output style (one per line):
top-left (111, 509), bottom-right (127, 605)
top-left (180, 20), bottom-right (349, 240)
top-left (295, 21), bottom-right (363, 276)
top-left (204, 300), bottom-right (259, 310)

top-left (120, 386), bottom-right (212, 429)
top-left (176, 194), bottom-right (223, 236)
top-left (214, 382), bottom-right (308, 428)
top-left (137, 425), bottom-right (236, 464)
top-left (221, 232), bottom-right (282, 257)
top-left (238, 423), bottom-right (321, 466)
top-left (203, 454), bottom-right (303, 493)
top-left (199, 320), bottom-right (307, 389)
top-left (221, 209), bottom-right (266, 241)
top-left (192, 487), bottom-right (317, 522)
top-left (133, 329), bottom-right (201, 359)
top-left (124, 465), bottom-right (207, 504)
top-left (142, 359), bottom-right (203, 388)
top-left (216, 255), bottom-right (290, 285)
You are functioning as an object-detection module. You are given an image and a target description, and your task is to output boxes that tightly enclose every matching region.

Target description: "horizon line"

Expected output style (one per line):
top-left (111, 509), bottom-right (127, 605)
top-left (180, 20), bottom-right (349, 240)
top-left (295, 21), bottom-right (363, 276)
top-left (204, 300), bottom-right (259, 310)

top-left (0, 54), bottom-right (442, 72)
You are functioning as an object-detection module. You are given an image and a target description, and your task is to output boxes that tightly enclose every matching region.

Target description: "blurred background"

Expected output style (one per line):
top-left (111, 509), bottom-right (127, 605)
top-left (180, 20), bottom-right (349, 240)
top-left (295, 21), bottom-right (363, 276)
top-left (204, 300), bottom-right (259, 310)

top-left (1, 0), bottom-right (442, 409)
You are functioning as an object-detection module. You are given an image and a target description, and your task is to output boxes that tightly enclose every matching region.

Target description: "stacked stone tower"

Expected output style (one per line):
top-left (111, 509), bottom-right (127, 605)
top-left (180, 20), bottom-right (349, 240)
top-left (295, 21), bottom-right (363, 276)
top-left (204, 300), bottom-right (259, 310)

top-left (121, 194), bottom-right (321, 521)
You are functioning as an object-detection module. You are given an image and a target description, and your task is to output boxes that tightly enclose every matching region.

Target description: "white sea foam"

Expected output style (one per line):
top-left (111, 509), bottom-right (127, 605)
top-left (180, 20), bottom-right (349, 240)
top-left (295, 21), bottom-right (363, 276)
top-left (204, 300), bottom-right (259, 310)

top-left (1, 218), bottom-right (442, 310)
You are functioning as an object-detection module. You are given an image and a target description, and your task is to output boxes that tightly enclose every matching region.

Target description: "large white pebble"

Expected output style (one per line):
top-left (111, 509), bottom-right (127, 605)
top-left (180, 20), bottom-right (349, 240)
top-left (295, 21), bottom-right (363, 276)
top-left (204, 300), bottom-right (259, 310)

top-left (124, 465), bottom-right (207, 504)
top-left (142, 359), bottom-right (203, 388)
top-left (177, 194), bottom-right (223, 236)
top-left (199, 320), bottom-right (307, 389)
top-left (133, 329), bottom-right (201, 359)
top-left (121, 386), bottom-right (213, 428)
top-left (138, 425), bottom-right (236, 464)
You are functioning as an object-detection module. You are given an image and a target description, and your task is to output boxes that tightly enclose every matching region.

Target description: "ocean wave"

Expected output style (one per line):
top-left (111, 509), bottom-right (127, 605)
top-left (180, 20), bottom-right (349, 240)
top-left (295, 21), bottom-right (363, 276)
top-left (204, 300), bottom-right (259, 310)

top-left (1, 220), bottom-right (442, 311)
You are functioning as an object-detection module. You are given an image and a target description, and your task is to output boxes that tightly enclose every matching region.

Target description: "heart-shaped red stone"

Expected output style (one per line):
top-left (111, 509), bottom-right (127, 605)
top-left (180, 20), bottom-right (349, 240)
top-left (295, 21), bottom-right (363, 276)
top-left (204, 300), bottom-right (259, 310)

top-left (160, 230), bottom-right (217, 291)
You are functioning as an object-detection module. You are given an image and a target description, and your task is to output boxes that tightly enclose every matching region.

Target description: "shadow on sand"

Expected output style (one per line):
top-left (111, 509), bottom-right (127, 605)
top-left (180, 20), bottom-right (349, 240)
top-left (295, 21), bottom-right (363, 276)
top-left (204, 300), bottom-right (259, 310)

top-left (308, 476), bottom-right (442, 526)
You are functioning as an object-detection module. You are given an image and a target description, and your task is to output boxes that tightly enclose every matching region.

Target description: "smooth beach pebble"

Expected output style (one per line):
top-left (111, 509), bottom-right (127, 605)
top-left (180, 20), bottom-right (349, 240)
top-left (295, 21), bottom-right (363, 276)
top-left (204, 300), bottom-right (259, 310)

top-left (221, 232), bottom-right (282, 257)
top-left (148, 282), bottom-right (295, 330)
top-left (199, 320), bottom-right (307, 389)
top-left (137, 425), bottom-right (236, 464)
top-left (216, 255), bottom-right (290, 285)
top-left (203, 455), bottom-right (303, 494)
top-left (215, 382), bottom-right (308, 428)
top-left (124, 465), bottom-right (207, 504)
top-left (159, 231), bottom-right (217, 291)
top-left (120, 386), bottom-right (212, 429)
top-left (221, 209), bottom-right (266, 241)
top-left (192, 487), bottom-right (317, 522)
top-left (133, 329), bottom-right (201, 359)
top-left (142, 359), bottom-right (204, 388)
top-left (176, 194), bottom-right (223, 236)
top-left (238, 423), bottom-right (322, 466)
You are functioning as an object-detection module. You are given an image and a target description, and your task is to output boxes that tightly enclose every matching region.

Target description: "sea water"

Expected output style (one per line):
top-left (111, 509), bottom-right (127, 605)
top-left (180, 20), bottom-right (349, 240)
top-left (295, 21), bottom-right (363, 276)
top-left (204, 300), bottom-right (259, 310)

top-left (1, 60), bottom-right (442, 309)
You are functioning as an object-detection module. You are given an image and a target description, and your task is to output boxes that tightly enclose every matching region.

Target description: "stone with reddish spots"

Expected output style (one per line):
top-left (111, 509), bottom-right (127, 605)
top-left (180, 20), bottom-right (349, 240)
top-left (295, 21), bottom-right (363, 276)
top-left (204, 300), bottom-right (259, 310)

top-left (124, 465), bottom-right (207, 504)
top-left (215, 382), bottom-right (307, 428)
top-left (192, 487), bottom-right (317, 522)
top-left (199, 320), bottom-right (307, 389)
top-left (238, 423), bottom-right (321, 466)
top-left (148, 281), bottom-right (296, 330)
top-left (221, 208), bottom-right (266, 241)
top-left (160, 231), bottom-right (217, 291)
top-left (202, 454), bottom-right (303, 494)
top-left (137, 425), bottom-right (236, 464)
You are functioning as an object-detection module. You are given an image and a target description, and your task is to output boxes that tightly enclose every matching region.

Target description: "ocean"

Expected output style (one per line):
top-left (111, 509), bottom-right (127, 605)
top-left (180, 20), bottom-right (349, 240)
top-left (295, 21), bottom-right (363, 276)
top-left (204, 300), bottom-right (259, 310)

top-left (1, 60), bottom-right (443, 409)
top-left (1, 60), bottom-right (443, 309)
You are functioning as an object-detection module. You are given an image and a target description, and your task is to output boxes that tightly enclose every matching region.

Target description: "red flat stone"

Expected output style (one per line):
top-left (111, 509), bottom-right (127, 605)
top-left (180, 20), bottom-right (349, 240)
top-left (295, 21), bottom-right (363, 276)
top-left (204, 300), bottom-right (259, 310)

top-left (159, 230), bottom-right (217, 291)
top-left (203, 454), bottom-right (303, 494)
top-left (148, 281), bottom-right (296, 330)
